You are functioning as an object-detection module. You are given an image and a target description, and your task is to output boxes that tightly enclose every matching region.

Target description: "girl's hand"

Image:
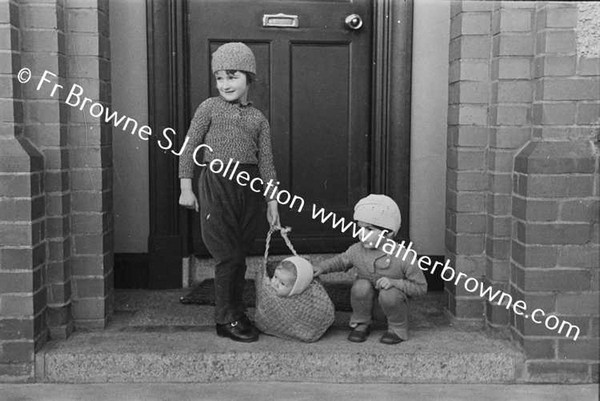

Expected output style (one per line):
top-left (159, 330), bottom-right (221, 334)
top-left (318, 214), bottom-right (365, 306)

top-left (266, 200), bottom-right (280, 228)
top-left (179, 190), bottom-right (199, 212)
top-left (313, 265), bottom-right (324, 277)
top-left (376, 277), bottom-right (395, 290)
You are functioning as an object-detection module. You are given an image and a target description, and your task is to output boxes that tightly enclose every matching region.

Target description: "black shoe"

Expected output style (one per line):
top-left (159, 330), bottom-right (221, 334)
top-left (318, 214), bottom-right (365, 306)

top-left (380, 331), bottom-right (404, 345)
top-left (216, 321), bottom-right (259, 342)
top-left (347, 325), bottom-right (370, 343)
top-left (237, 315), bottom-right (259, 336)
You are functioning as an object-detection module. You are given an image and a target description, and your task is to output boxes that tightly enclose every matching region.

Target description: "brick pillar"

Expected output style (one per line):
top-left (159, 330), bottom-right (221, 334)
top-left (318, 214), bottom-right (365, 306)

top-left (446, 0), bottom-right (492, 320)
top-left (485, 2), bottom-right (535, 328)
top-left (65, 0), bottom-right (113, 329)
top-left (0, 0), bottom-right (47, 381)
top-left (510, 2), bottom-right (599, 383)
top-left (20, 0), bottom-right (72, 340)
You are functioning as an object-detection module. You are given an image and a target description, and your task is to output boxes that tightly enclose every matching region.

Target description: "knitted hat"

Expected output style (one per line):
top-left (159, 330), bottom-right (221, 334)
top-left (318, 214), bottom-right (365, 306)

top-left (353, 194), bottom-right (402, 235)
top-left (211, 42), bottom-right (256, 74)
top-left (285, 256), bottom-right (314, 296)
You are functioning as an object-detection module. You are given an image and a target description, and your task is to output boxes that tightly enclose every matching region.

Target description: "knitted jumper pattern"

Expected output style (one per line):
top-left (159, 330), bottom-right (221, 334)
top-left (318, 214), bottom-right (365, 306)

top-left (178, 96), bottom-right (277, 185)
top-left (319, 242), bottom-right (428, 297)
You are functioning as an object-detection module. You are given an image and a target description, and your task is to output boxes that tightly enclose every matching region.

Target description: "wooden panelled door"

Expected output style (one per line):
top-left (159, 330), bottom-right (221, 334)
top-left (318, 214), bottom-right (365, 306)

top-left (147, 0), bottom-right (412, 288)
top-left (189, 0), bottom-right (373, 255)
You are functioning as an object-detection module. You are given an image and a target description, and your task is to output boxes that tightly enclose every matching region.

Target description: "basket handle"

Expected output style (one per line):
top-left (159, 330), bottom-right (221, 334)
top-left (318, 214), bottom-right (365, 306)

top-left (263, 226), bottom-right (299, 275)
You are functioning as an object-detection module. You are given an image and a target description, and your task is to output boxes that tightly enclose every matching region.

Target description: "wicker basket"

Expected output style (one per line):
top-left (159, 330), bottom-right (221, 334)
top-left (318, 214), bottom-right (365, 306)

top-left (254, 227), bottom-right (335, 342)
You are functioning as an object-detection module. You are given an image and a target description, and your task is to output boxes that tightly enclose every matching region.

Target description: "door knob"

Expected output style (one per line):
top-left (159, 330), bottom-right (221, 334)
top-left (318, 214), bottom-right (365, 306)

top-left (345, 14), bottom-right (363, 30)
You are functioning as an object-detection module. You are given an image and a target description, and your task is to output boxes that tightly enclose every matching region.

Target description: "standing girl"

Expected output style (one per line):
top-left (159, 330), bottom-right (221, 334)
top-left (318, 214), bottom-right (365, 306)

top-left (178, 42), bottom-right (280, 342)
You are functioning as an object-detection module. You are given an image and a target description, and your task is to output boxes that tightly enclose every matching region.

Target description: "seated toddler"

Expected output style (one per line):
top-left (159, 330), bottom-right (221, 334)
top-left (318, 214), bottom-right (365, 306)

top-left (314, 194), bottom-right (428, 345)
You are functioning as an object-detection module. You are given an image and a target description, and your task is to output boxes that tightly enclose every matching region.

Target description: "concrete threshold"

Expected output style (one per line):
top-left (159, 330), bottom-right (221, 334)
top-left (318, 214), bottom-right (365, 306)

top-left (36, 290), bottom-right (525, 384)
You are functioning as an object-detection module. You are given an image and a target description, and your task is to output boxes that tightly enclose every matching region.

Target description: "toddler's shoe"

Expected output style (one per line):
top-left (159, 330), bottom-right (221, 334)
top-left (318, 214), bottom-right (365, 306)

top-left (347, 324), bottom-right (370, 342)
top-left (380, 331), bottom-right (404, 345)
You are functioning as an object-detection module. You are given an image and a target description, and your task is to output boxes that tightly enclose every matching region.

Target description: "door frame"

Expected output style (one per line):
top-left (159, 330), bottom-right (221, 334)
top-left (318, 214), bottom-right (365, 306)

top-left (146, 0), bottom-right (413, 289)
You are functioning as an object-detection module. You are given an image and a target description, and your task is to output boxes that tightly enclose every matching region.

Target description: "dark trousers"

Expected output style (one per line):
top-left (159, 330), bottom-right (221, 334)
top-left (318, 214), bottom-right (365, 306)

top-left (198, 165), bottom-right (262, 324)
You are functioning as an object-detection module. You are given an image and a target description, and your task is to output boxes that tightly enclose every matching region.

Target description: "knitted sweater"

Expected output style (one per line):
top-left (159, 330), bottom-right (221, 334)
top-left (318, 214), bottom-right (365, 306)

top-left (318, 242), bottom-right (428, 297)
top-left (178, 96), bottom-right (277, 185)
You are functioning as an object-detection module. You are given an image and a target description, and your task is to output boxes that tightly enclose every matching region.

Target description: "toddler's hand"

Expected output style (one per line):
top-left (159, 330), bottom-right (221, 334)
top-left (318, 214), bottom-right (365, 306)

top-left (376, 277), bottom-right (393, 290)
top-left (179, 190), bottom-right (199, 212)
top-left (313, 265), bottom-right (324, 277)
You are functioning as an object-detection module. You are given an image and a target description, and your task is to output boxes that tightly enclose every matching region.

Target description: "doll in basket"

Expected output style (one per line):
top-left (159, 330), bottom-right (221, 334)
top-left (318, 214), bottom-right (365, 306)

top-left (269, 256), bottom-right (314, 297)
top-left (254, 228), bottom-right (335, 342)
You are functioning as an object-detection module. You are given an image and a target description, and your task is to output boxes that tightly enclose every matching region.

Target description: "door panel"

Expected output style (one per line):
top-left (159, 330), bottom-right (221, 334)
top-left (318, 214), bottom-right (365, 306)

top-left (146, 0), bottom-right (414, 288)
top-left (291, 44), bottom-right (350, 205)
top-left (188, 0), bottom-right (372, 254)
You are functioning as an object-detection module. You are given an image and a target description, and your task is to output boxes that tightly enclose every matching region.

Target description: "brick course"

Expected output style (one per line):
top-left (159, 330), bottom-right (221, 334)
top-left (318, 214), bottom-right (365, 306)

top-left (20, 0), bottom-right (72, 342)
top-left (65, 0), bottom-right (113, 330)
top-left (446, 0), bottom-right (496, 321)
top-left (0, 0), bottom-right (48, 382)
top-left (0, 0), bottom-right (112, 381)
top-left (512, 109), bottom-right (598, 383)
top-left (449, 1), bottom-right (599, 383)
top-left (484, 1), bottom-right (537, 331)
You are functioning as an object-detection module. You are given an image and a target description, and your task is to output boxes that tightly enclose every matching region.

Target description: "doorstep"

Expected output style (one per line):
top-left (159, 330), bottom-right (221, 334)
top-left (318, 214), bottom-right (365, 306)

top-left (35, 290), bottom-right (525, 383)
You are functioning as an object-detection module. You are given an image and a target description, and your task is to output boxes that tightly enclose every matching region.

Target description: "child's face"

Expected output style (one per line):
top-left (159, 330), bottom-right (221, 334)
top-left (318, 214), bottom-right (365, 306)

top-left (270, 266), bottom-right (295, 297)
top-left (214, 70), bottom-right (249, 103)
top-left (357, 221), bottom-right (393, 249)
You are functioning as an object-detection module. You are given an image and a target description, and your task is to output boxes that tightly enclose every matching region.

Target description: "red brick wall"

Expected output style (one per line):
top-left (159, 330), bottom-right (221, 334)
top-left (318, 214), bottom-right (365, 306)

top-left (21, 0), bottom-right (72, 341)
top-left (0, 0), bottom-right (112, 381)
top-left (510, 3), bottom-right (599, 383)
top-left (512, 143), bottom-right (598, 383)
top-left (446, 0), bottom-right (492, 320)
top-left (0, 0), bottom-right (47, 382)
top-left (485, 2), bottom-right (536, 327)
top-left (65, 0), bottom-right (113, 330)
top-left (448, 1), bottom-right (599, 383)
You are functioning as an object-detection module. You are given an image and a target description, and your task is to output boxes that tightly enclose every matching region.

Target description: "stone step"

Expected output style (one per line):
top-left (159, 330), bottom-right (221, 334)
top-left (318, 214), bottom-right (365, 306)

top-left (35, 290), bottom-right (526, 384)
top-left (37, 327), bottom-right (524, 384)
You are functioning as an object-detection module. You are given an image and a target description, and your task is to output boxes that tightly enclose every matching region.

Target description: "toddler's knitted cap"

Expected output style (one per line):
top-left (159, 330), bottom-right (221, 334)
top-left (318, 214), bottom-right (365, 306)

top-left (285, 256), bottom-right (313, 296)
top-left (353, 194), bottom-right (402, 235)
top-left (211, 42), bottom-right (256, 74)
